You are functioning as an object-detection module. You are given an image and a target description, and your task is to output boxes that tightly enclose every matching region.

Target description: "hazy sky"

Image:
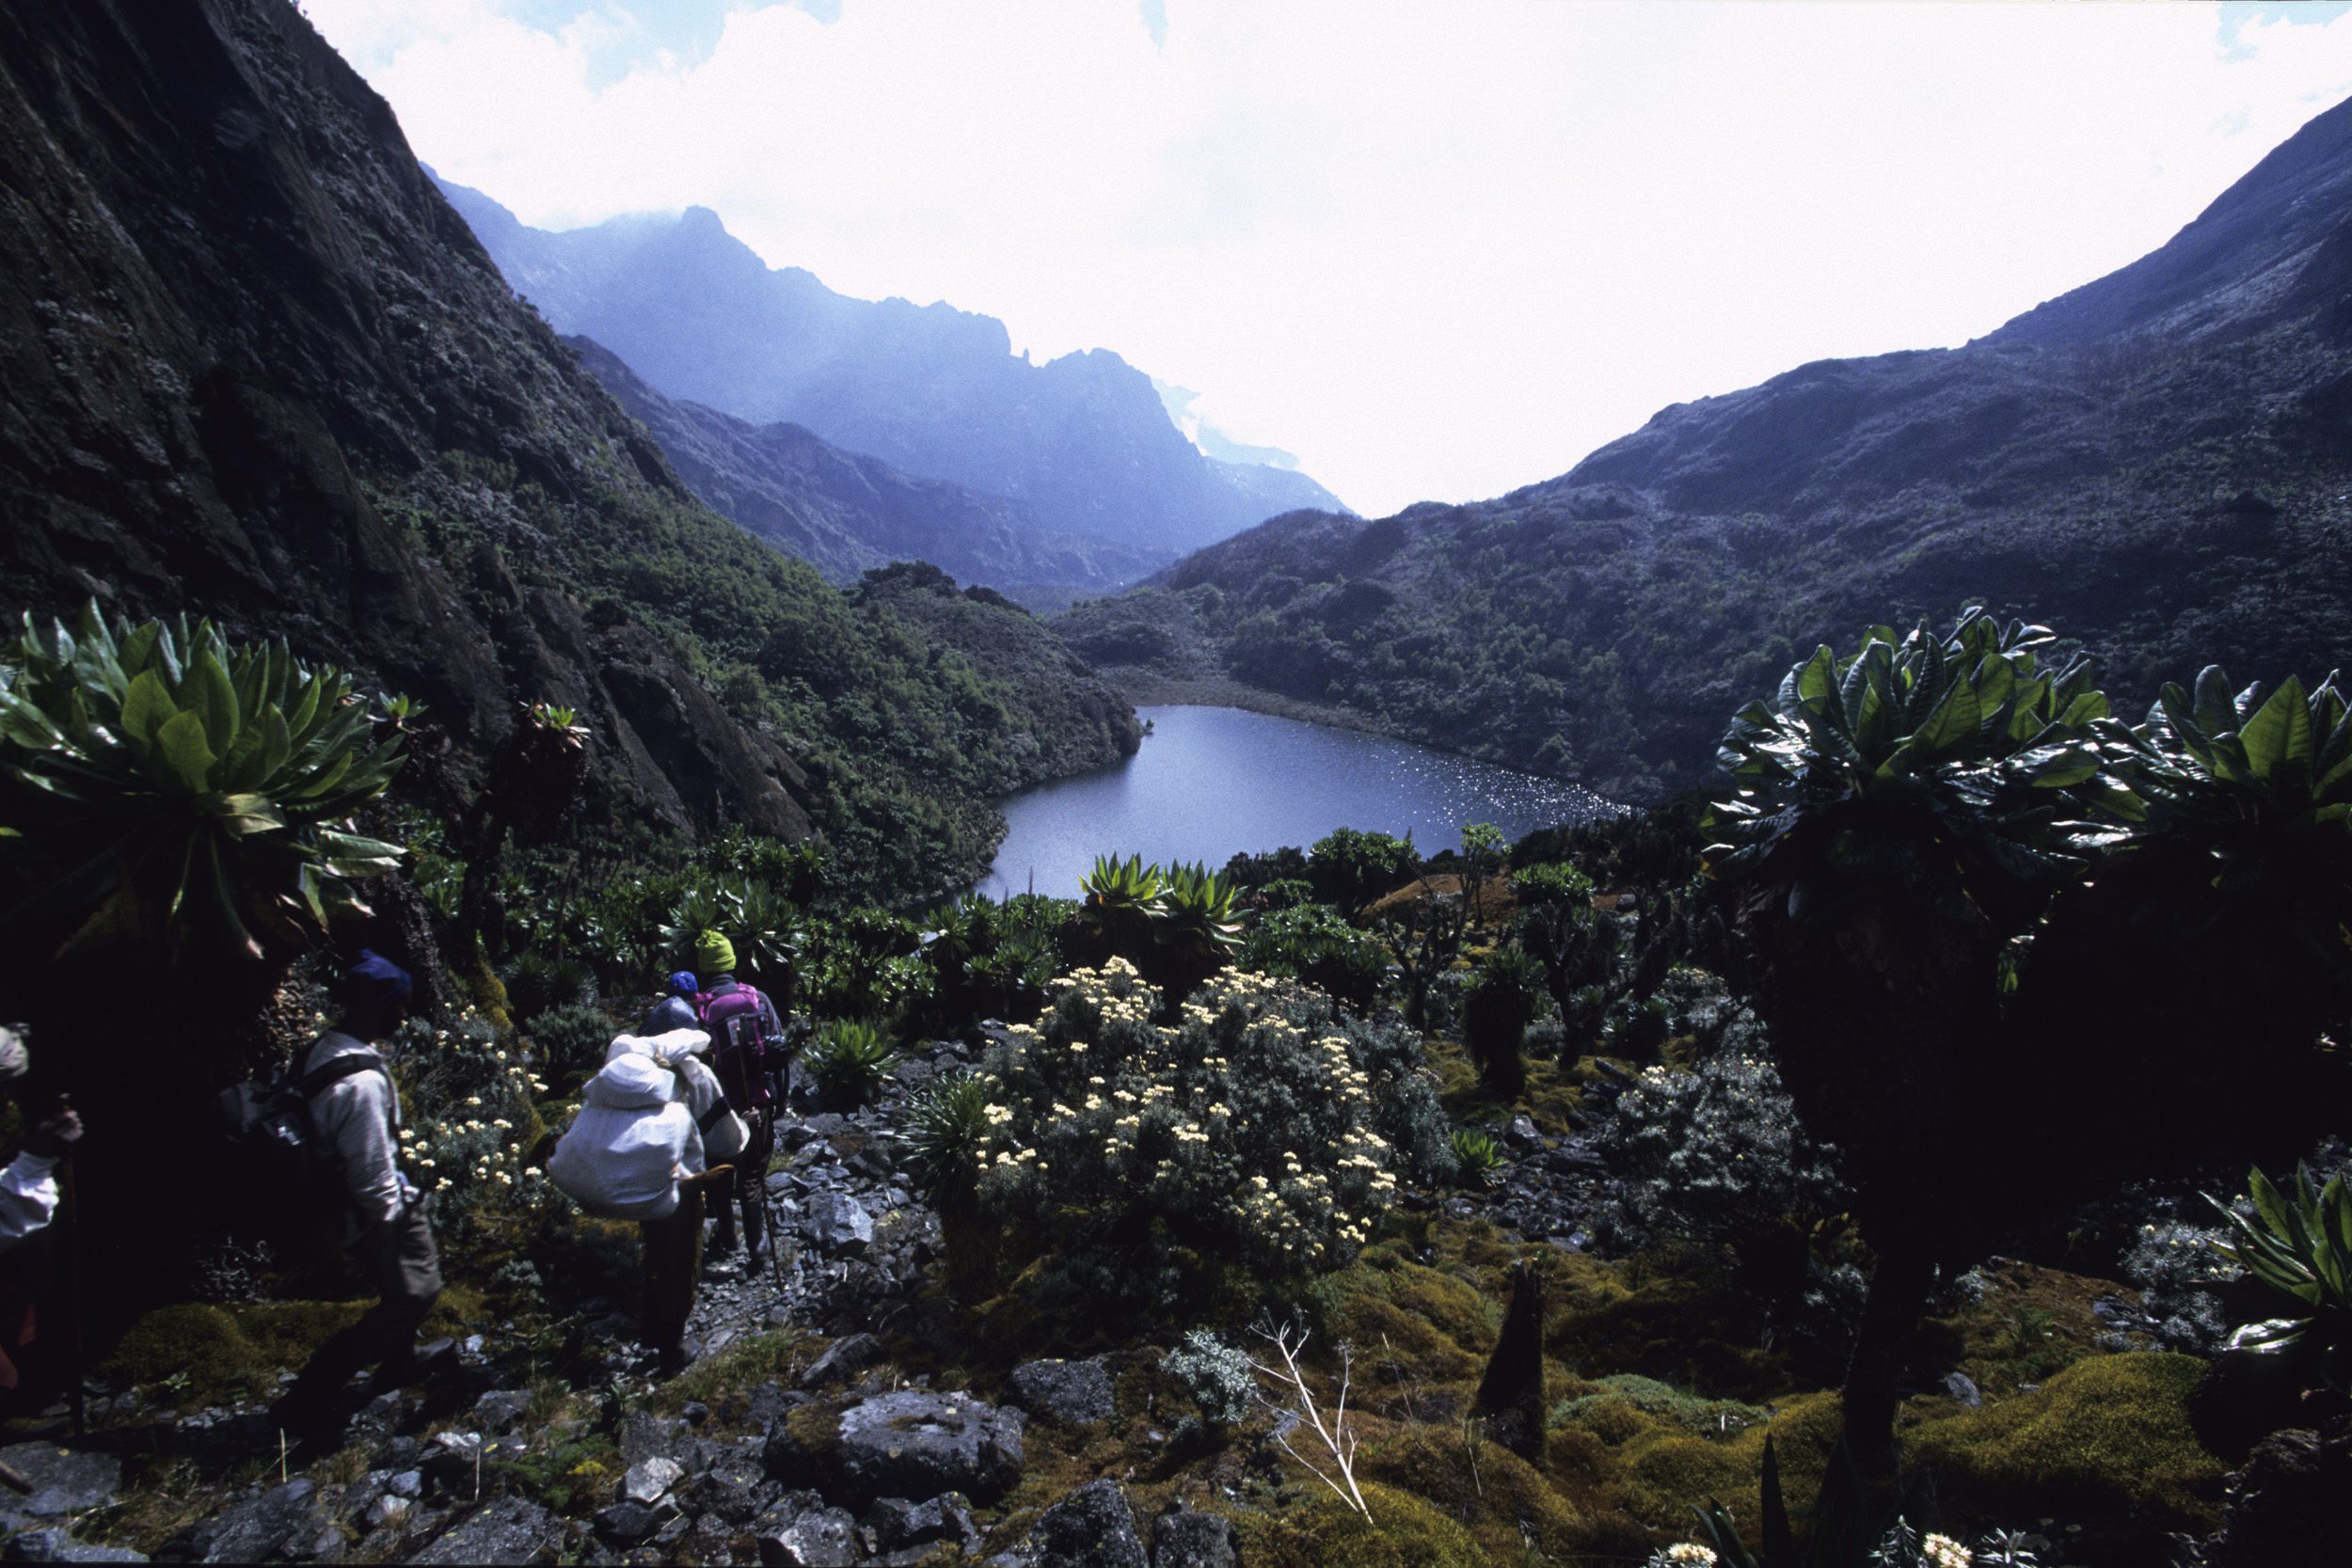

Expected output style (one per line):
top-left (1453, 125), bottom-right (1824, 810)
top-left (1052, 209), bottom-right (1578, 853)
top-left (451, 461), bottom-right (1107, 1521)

top-left (310, 0), bottom-right (2352, 518)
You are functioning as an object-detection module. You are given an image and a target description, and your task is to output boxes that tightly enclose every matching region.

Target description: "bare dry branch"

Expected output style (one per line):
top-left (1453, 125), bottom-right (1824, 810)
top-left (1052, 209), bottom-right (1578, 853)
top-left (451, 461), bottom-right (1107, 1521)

top-left (1248, 1321), bottom-right (1373, 1525)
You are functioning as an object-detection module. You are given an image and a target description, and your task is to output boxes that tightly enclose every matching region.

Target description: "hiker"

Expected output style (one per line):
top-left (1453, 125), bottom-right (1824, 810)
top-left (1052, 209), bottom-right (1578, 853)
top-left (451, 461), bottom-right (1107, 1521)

top-left (0, 1025), bottom-right (79, 1251)
top-left (690, 931), bottom-right (789, 1268)
top-left (273, 951), bottom-right (449, 1446)
top-left (548, 1004), bottom-right (746, 1377)
top-left (0, 1023), bottom-right (83, 1401)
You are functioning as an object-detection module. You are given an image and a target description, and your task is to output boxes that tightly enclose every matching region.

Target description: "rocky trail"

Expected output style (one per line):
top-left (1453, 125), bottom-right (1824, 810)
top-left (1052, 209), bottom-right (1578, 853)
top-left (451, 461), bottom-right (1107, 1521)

top-left (0, 1032), bottom-right (1267, 1565)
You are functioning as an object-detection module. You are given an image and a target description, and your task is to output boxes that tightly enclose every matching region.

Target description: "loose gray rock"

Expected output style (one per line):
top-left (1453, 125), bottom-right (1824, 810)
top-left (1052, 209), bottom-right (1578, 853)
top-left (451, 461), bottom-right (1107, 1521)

top-left (799, 1333), bottom-right (882, 1390)
top-left (410, 1496), bottom-right (564, 1565)
top-left (1031, 1480), bottom-right (1146, 1568)
top-left (619, 1456), bottom-right (685, 1506)
top-left (1504, 1114), bottom-right (1542, 1150)
top-left (867, 1494), bottom-right (981, 1556)
top-left (1151, 1509), bottom-right (1235, 1568)
top-left (593, 1501), bottom-right (660, 1545)
top-left (1006, 1358), bottom-right (1114, 1426)
top-left (471, 1389), bottom-right (532, 1434)
top-left (0, 1443), bottom-right (122, 1518)
top-left (769, 1391), bottom-right (1024, 1506)
top-left (804, 1191), bottom-right (874, 1256)
top-left (1, 1528), bottom-right (149, 1562)
top-left (755, 1505), bottom-right (859, 1567)
top-left (175, 1481), bottom-right (340, 1564)
top-left (1943, 1370), bottom-right (1982, 1409)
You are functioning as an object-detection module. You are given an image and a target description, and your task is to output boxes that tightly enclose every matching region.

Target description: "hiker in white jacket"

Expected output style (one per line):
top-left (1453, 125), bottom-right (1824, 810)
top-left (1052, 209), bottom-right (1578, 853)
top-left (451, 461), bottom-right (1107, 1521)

top-left (548, 998), bottom-right (746, 1376)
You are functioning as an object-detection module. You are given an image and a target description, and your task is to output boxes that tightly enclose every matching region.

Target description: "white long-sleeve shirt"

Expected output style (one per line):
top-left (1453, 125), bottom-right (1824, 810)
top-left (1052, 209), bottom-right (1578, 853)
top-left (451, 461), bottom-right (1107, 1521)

top-left (301, 1029), bottom-right (415, 1246)
top-left (0, 1150), bottom-right (58, 1247)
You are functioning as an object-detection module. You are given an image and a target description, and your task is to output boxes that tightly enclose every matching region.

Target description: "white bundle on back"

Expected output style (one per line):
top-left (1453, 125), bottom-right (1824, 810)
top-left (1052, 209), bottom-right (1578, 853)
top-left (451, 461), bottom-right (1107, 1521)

top-left (547, 1033), bottom-right (709, 1221)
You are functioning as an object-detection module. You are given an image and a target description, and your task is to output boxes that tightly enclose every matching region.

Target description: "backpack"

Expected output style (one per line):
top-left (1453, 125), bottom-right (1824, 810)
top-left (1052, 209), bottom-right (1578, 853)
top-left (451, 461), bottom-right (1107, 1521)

top-left (217, 1050), bottom-right (384, 1251)
top-left (694, 983), bottom-right (789, 1112)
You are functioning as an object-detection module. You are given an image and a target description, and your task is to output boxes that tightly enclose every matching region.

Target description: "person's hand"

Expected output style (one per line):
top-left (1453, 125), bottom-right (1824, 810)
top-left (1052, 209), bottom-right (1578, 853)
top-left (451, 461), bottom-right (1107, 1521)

top-left (26, 1109), bottom-right (83, 1161)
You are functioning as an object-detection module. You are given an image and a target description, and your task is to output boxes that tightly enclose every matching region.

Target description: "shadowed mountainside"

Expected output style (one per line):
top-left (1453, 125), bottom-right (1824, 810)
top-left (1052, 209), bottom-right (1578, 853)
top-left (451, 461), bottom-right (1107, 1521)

top-left (437, 176), bottom-right (1349, 557)
top-left (571, 336), bottom-right (1169, 613)
top-left (0, 0), bottom-right (1136, 887)
top-left (1061, 95), bottom-right (2352, 800)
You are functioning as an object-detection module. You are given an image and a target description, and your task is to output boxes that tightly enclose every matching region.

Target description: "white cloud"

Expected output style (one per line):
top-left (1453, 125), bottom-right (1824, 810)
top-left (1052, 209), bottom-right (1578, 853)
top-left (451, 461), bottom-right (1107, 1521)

top-left (308, 0), bottom-right (2352, 517)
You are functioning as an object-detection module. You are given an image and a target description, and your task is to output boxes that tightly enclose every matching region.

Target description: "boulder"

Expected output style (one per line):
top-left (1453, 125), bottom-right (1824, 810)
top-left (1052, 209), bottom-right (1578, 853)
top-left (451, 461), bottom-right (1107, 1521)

top-left (410, 1497), bottom-right (565, 1565)
top-left (1030, 1480), bottom-right (1146, 1568)
top-left (1006, 1358), bottom-right (1114, 1426)
top-left (799, 1333), bottom-right (882, 1390)
top-left (592, 1501), bottom-right (660, 1546)
top-left (804, 1192), bottom-right (874, 1256)
top-left (0, 1443), bottom-right (122, 1518)
top-left (0, 1528), bottom-right (149, 1562)
top-left (769, 1391), bottom-right (1024, 1506)
top-left (2204, 1428), bottom-right (2344, 1568)
top-left (755, 1505), bottom-right (859, 1567)
top-left (1151, 1508), bottom-right (1236, 1568)
top-left (867, 1494), bottom-right (981, 1558)
top-left (173, 1481), bottom-right (341, 1564)
top-left (471, 1389), bottom-right (533, 1434)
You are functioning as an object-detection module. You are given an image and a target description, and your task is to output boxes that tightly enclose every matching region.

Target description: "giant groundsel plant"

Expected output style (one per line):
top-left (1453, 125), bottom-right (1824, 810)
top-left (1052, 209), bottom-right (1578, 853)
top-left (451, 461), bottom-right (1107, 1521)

top-left (0, 602), bottom-right (404, 961)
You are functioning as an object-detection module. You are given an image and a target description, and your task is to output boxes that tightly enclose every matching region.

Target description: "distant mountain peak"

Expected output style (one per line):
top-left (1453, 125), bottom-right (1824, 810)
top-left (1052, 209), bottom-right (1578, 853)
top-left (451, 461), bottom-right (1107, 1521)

top-left (436, 176), bottom-right (1346, 554)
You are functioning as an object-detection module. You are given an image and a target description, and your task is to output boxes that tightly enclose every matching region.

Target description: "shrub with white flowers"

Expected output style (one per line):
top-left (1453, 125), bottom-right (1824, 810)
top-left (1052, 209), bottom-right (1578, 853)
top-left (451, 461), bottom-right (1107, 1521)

top-left (389, 1008), bottom-right (553, 1250)
top-left (975, 958), bottom-right (1435, 1313)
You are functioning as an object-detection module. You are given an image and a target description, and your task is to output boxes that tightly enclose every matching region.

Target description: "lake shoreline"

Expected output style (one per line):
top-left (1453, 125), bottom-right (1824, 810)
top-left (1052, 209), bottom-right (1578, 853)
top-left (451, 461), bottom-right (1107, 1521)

top-left (980, 704), bottom-right (1620, 898)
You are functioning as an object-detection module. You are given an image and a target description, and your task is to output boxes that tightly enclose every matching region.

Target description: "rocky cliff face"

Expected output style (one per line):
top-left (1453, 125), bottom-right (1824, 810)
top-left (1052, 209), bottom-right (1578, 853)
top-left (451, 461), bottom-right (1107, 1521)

top-left (1067, 96), bottom-right (2352, 799)
top-left (437, 177), bottom-right (1351, 556)
top-left (571, 337), bottom-right (1169, 612)
top-left (0, 0), bottom-right (1134, 870)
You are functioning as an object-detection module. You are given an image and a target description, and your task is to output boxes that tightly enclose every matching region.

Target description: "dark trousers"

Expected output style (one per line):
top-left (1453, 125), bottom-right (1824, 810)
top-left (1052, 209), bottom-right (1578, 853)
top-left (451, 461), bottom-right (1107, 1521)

top-left (641, 1178), bottom-right (706, 1356)
top-left (707, 1109), bottom-right (775, 1258)
top-left (282, 1205), bottom-right (442, 1424)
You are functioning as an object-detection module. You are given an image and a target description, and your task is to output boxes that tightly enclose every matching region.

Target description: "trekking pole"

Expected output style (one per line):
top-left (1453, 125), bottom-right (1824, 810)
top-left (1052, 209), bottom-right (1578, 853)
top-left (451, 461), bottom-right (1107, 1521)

top-left (56, 1136), bottom-right (86, 1439)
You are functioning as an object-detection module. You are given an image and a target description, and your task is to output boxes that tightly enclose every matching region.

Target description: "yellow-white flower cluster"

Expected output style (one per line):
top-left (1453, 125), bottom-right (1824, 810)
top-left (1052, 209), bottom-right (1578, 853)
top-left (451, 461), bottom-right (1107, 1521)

top-left (1921, 1534), bottom-right (1971, 1568)
top-left (390, 1006), bottom-right (551, 1240)
top-left (973, 959), bottom-right (1404, 1284)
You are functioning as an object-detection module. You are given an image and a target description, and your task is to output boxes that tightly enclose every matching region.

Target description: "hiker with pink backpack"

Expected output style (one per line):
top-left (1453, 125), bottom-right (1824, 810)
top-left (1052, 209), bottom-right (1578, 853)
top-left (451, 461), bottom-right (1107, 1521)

top-left (684, 930), bottom-right (793, 1270)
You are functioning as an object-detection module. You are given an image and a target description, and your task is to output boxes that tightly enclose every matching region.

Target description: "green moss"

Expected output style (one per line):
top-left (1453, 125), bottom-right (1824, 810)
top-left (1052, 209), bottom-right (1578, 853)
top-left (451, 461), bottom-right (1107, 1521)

top-left (1551, 1373), bottom-right (1771, 1441)
top-left (655, 1328), bottom-right (803, 1413)
top-left (102, 1302), bottom-right (365, 1407)
top-left (1356, 1424), bottom-right (1582, 1563)
top-left (1905, 1352), bottom-right (2224, 1528)
top-left (1235, 1480), bottom-right (1491, 1568)
top-left (1614, 1390), bottom-right (1842, 1534)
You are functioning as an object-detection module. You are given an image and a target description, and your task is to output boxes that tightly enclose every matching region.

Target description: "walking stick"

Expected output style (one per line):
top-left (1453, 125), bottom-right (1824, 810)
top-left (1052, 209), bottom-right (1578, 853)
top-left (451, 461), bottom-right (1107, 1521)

top-left (56, 1139), bottom-right (85, 1438)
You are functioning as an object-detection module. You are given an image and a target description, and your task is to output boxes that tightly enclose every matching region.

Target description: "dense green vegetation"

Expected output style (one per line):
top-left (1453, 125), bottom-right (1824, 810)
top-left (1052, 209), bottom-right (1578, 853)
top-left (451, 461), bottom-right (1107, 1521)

top-left (10, 600), bottom-right (2347, 1565)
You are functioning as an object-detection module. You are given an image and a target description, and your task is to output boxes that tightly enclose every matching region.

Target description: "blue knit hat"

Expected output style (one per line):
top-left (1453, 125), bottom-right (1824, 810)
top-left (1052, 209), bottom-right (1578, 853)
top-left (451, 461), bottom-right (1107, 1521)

top-left (342, 948), bottom-right (412, 1011)
top-left (669, 970), bottom-right (700, 998)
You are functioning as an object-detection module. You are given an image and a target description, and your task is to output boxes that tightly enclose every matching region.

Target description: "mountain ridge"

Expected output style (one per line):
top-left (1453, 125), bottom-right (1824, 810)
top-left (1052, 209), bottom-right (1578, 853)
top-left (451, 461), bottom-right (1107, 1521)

top-left (434, 176), bottom-right (1349, 559)
top-left (0, 0), bottom-right (1137, 890)
top-left (1061, 94), bottom-right (2352, 800)
top-left (568, 335), bottom-right (1171, 611)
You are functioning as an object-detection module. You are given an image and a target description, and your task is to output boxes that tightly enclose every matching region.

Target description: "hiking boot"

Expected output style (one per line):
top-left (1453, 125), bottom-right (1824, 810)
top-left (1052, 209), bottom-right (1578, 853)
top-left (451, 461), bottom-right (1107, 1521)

top-left (378, 1338), bottom-right (459, 1390)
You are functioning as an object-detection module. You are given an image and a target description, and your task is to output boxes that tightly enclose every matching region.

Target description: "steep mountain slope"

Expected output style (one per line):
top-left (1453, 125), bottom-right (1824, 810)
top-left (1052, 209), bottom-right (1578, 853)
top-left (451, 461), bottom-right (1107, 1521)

top-left (437, 177), bottom-right (1349, 555)
top-left (1062, 96), bottom-right (2352, 801)
top-left (571, 337), bottom-right (1170, 611)
top-left (0, 0), bottom-right (1136, 890)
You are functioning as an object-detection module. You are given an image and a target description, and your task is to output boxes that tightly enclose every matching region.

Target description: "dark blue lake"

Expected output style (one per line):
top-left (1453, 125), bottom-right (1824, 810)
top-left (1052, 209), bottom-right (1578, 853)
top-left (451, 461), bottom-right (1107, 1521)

top-left (980, 705), bottom-right (1619, 898)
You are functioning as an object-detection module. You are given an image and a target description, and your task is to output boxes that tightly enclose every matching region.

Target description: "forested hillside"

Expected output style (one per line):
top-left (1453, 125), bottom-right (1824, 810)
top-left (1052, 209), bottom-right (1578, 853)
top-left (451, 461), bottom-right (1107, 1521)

top-left (1061, 95), bottom-right (2352, 800)
top-left (0, 0), bottom-right (1136, 892)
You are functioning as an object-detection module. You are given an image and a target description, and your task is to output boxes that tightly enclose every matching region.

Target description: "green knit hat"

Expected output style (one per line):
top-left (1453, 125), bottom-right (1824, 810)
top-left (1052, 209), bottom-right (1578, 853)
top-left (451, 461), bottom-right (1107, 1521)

top-left (694, 928), bottom-right (736, 974)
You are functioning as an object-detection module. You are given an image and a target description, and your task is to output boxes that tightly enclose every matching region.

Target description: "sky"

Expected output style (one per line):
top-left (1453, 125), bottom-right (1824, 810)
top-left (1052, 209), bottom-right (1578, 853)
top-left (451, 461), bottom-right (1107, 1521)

top-left (307, 0), bottom-right (2352, 519)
